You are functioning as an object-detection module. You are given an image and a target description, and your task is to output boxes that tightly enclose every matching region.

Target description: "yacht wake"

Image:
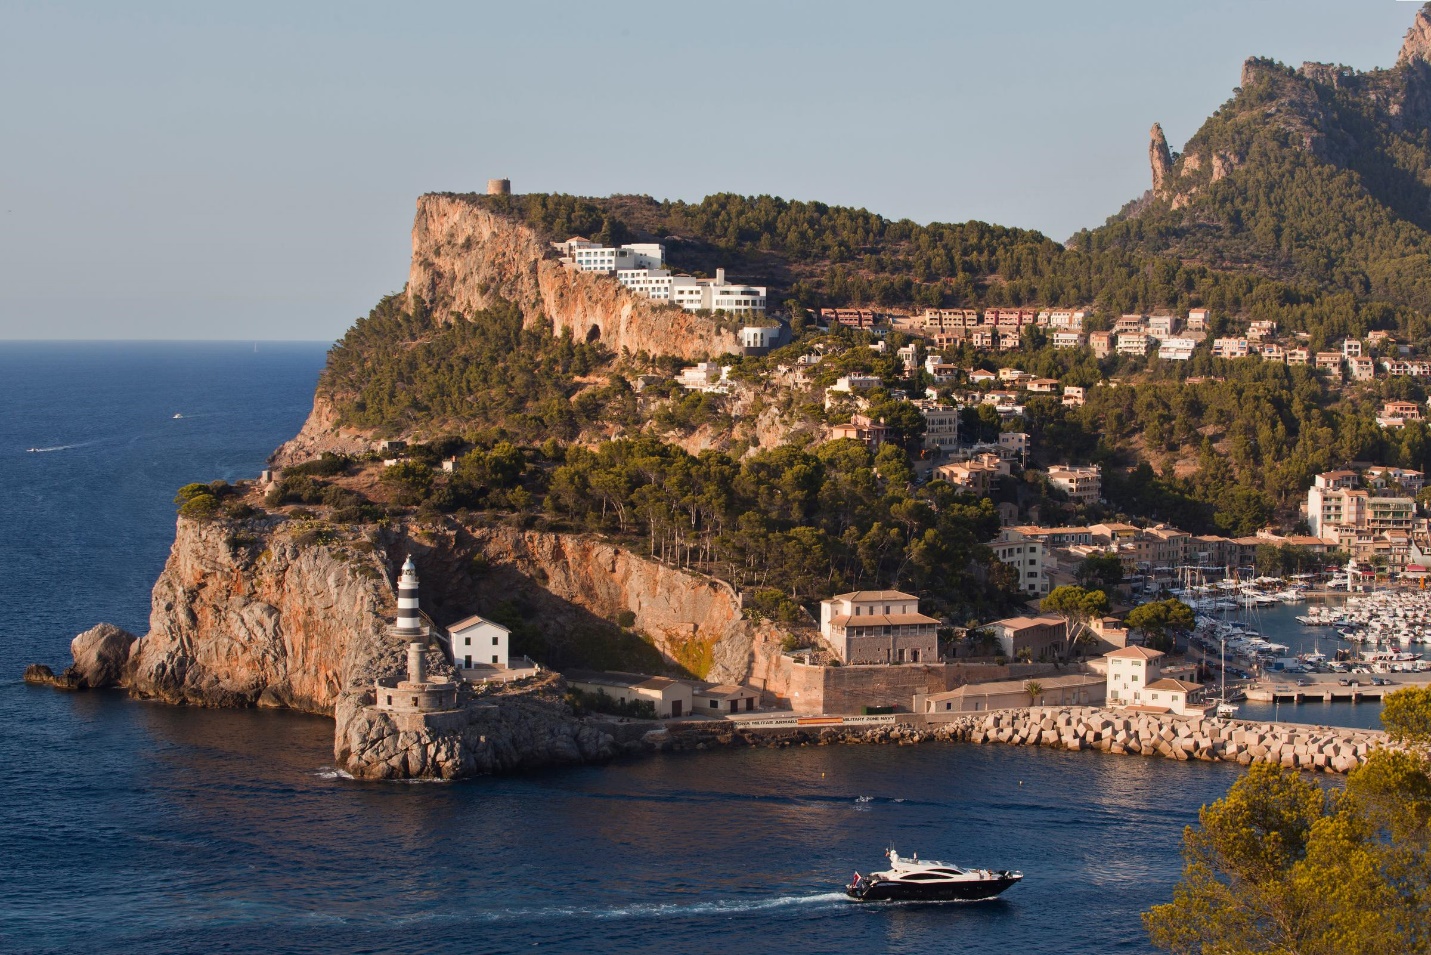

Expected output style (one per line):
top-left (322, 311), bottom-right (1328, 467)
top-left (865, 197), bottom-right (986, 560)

top-left (467, 892), bottom-right (850, 924)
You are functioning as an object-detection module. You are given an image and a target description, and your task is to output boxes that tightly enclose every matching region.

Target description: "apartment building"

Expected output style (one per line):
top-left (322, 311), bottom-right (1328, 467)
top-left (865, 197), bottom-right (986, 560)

top-left (1159, 337), bottom-right (1197, 361)
top-left (560, 240), bottom-right (664, 272)
top-left (1116, 332), bottom-right (1150, 356)
top-left (936, 454), bottom-right (1009, 495)
top-left (1047, 464), bottom-right (1102, 505)
top-left (991, 529), bottom-right (1050, 596)
top-left (1147, 315), bottom-right (1179, 338)
top-left (1212, 337), bottom-right (1250, 359)
top-left (1305, 469), bottom-right (1416, 537)
top-left (916, 401), bottom-right (960, 451)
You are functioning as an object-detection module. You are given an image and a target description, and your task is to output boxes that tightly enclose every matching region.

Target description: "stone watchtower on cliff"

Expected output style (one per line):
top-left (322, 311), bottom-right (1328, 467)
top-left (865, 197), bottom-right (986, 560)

top-left (374, 557), bottom-right (457, 714)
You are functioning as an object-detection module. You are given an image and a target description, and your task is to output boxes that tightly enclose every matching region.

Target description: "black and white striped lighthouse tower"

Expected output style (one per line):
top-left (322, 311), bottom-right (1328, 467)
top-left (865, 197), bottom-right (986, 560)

top-left (394, 555), bottom-right (425, 636)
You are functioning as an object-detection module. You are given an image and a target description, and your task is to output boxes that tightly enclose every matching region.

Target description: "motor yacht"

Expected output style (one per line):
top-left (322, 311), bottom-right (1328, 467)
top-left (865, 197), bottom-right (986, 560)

top-left (846, 849), bottom-right (1022, 902)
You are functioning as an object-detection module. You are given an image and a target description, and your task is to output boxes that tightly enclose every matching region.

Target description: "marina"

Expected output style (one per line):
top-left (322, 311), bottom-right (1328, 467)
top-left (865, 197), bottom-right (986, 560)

top-left (1172, 578), bottom-right (1431, 724)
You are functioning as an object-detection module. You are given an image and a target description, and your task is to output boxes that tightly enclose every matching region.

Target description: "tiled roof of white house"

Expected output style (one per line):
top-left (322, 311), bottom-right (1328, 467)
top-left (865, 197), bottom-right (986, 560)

top-left (1105, 646), bottom-right (1165, 661)
top-left (830, 590), bottom-right (919, 601)
top-left (446, 613), bottom-right (509, 632)
top-left (1145, 678), bottom-right (1202, 693)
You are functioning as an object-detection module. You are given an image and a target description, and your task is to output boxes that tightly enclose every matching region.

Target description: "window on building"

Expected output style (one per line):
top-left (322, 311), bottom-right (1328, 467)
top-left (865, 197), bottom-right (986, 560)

top-left (386, 695), bottom-right (392, 705)
top-left (710, 700), bottom-right (719, 709)
top-left (492, 636), bottom-right (499, 645)
top-left (464, 637), bottom-right (471, 646)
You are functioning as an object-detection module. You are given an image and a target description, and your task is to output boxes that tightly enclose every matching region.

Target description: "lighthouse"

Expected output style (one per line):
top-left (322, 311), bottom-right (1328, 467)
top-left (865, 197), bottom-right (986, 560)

top-left (395, 556), bottom-right (424, 636)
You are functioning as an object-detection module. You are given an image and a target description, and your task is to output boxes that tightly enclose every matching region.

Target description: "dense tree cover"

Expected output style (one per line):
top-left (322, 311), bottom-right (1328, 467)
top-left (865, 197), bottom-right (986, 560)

top-left (1076, 552), bottom-right (1127, 594)
top-left (542, 436), bottom-right (1015, 621)
top-left (1124, 599), bottom-right (1196, 653)
top-left (1145, 685), bottom-right (1431, 954)
top-left (322, 295), bottom-right (610, 439)
top-left (1040, 586), bottom-right (1110, 658)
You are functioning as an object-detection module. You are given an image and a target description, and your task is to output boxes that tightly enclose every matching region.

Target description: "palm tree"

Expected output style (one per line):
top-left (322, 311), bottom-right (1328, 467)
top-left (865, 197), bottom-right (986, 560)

top-left (1024, 680), bottom-right (1044, 706)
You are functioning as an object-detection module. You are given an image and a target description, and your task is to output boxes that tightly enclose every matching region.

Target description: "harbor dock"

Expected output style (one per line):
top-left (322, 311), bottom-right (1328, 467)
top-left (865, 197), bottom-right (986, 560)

top-left (1246, 672), bottom-right (1431, 704)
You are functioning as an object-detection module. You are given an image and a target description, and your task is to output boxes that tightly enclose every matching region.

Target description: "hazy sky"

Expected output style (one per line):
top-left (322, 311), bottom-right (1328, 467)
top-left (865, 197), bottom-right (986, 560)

top-left (0, 1), bottom-right (1422, 341)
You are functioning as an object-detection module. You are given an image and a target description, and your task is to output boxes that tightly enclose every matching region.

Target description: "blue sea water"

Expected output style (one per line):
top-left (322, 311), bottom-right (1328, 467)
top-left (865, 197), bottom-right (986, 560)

top-left (0, 342), bottom-right (1290, 955)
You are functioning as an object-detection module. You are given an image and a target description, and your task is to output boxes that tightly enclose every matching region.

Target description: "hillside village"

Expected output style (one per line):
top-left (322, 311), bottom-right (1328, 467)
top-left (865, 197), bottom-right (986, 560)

top-left (247, 217), bottom-right (1431, 723)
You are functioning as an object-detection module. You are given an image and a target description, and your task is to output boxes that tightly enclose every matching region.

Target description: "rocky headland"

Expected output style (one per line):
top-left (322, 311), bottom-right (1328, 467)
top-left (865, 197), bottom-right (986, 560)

top-left (28, 504), bottom-right (792, 780)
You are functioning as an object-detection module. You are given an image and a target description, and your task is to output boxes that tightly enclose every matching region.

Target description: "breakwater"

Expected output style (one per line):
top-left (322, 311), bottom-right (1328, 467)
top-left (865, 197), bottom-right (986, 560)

top-left (663, 706), bottom-right (1388, 774)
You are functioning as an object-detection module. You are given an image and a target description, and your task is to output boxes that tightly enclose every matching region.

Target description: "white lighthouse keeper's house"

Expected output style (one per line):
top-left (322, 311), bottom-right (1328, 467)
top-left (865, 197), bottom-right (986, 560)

top-left (448, 614), bottom-right (511, 670)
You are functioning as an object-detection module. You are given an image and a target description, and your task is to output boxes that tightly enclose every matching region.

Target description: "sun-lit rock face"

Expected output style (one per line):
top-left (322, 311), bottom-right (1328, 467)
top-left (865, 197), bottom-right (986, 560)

top-left (406, 194), bottom-right (740, 361)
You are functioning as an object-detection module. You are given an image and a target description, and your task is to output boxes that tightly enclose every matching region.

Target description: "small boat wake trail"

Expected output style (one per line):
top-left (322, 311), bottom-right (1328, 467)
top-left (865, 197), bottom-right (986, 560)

top-left (469, 891), bottom-right (850, 924)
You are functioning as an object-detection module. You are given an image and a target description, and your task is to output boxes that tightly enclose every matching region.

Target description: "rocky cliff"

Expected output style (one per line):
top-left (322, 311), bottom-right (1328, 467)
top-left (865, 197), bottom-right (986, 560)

top-left (127, 517), bottom-right (399, 714)
top-left (271, 393), bottom-right (374, 468)
top-left (115, 515), bottom-right (766, 705)
top-left (406, 194), bottom-right (740, 361)
top-left (1399, 2), bottom-right (1431, 68)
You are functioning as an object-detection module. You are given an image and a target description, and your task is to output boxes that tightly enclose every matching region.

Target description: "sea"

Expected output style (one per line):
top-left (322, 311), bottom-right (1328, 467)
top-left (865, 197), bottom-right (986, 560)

top-left (0, 342), bottom-right (1377, 955)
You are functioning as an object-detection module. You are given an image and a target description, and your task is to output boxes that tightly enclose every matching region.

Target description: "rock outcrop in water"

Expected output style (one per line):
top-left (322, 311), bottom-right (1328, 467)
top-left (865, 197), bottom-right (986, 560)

top-left (69, 623), bottom-right (137, 689)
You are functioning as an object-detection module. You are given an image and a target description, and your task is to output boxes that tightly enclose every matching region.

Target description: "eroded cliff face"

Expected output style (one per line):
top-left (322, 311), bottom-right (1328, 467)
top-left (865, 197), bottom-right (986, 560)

top-left (271, 394), bottom-right (374, 468)
top-left (127, 518), bottom-right (401, 714)
top-left (406, 195), bottom-right (740, 361)
top-left (480, 526), bottom-right (749, 679)
top-left (1399, 2), bottom-right (1431, 68)
top-left (122, 515), bottom-right (764, 711)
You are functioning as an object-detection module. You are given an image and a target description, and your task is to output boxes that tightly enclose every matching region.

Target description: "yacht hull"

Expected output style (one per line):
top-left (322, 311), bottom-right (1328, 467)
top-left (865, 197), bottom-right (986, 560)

top-left (846, 874), bottom-right (1021, 902)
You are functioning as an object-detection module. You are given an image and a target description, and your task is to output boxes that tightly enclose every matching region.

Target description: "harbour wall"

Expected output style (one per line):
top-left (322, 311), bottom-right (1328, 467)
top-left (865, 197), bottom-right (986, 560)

top-left (663, 706), bottom-right (1390, 775)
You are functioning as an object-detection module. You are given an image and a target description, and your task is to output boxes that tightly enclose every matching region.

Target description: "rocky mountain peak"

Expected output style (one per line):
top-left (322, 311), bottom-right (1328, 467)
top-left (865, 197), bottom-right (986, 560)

top-left (1149, 123), bottom-right (1173, 194)
top-left (1398, 2), bottom-right (1431, 67)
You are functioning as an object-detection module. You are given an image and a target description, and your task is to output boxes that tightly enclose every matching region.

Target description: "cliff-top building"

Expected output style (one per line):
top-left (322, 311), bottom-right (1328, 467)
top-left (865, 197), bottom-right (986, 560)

top-left (819, 590), bottom-right (940, 665)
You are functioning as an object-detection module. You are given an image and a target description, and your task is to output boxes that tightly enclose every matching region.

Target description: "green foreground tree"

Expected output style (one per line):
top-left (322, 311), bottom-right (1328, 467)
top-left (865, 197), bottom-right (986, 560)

top-left (1144, 686), bottom-right (1431, 954)
top-left (1124, 599), bottom-right (1196, 654)
top-left (1040, 585), bottom-right (1110, 660)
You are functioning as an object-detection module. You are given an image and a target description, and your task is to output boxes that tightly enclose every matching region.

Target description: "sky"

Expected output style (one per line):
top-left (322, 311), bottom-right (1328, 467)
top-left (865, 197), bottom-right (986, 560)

top-left (0, 1), bottom-right (1423, 342)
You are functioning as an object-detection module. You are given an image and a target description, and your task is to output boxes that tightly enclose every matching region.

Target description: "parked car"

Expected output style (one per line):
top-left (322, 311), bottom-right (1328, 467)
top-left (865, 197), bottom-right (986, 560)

top-left (1338, 678), bottom-right (1351, 686)
top-left (1373, 677), bottom-right (1393, 686)
top-left (1348, 679), bottom-right (1362, 687)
